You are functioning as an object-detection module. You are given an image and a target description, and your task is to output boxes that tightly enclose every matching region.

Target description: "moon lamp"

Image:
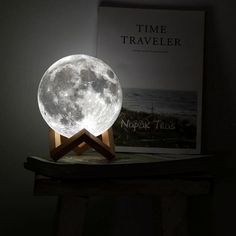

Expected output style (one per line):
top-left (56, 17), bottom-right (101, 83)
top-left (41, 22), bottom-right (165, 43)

top-left (38, 55), bottom-right (122, 161)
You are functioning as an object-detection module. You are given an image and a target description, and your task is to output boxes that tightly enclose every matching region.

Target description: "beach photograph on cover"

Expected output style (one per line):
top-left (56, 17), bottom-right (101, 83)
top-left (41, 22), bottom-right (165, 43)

top-left (113, 88), bottom-right (197, 149)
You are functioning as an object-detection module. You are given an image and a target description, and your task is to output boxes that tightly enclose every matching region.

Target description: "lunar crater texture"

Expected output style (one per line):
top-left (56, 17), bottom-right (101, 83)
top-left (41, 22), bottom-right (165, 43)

top-left (38, 54), bottom-right (122, 138)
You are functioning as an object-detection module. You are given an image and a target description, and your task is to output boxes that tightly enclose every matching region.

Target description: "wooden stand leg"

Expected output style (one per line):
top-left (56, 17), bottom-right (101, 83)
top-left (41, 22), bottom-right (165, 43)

top-left (102, 128), bottom-right (115, 153)
top-left (161, 194), bottom-right (189, 236)
top-left (56, 196), bottom-right (89, 236)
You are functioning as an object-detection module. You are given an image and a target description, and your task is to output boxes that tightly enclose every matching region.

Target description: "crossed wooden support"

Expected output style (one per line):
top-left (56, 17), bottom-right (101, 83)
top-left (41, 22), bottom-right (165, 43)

top-left (49, 128), bottom-right (115, 161)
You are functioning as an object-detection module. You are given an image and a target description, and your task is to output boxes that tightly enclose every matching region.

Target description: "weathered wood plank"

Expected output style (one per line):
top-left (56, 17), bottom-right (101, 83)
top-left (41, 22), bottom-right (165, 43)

top-left (25, 153), bottom-right (215, 180)
top-left (56, 196), bottom-right (88, 236)
top-left (34, 176), bottom-right (210, 197)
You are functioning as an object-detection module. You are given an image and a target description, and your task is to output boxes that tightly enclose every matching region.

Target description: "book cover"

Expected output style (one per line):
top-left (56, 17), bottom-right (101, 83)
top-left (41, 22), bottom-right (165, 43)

top-left (97, 6), bottom-right (205, 154)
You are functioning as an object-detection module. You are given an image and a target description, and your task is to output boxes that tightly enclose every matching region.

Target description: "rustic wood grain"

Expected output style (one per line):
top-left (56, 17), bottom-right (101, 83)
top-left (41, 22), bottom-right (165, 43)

top-left (56, 196), bottom-right (88, 236)
top-left (49, 128), bottom-right (115, 161)
top-left (25, 153), bottom-right (215, 180)
top-left (49, 129), bottom-right (115, 161)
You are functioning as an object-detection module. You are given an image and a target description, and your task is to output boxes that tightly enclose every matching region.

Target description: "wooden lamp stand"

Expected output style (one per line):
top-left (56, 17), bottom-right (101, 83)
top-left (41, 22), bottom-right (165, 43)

top-left (49, 128), bottom-right (115, 161)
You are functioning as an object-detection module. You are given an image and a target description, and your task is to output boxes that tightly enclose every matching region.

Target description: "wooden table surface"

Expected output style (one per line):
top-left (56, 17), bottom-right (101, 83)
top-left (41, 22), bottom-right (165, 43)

top-left (24, 152), bottom-right (215, 180)
top-left (25, 152), bottom-right (216, 236)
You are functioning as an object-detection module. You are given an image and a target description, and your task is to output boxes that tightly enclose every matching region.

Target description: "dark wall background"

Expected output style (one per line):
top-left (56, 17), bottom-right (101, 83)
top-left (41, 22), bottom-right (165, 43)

top-left (1, 0), bottom-right (236, 235)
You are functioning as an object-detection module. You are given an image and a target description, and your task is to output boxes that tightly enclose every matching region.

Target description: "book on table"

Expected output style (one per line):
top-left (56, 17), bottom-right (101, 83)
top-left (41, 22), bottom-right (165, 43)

top-left (97, 6), bottom-right (205, 155)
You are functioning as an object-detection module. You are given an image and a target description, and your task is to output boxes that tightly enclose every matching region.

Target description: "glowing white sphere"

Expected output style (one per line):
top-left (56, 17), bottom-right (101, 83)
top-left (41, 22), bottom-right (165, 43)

top-left (38, 55), bottom-right (122, 138)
